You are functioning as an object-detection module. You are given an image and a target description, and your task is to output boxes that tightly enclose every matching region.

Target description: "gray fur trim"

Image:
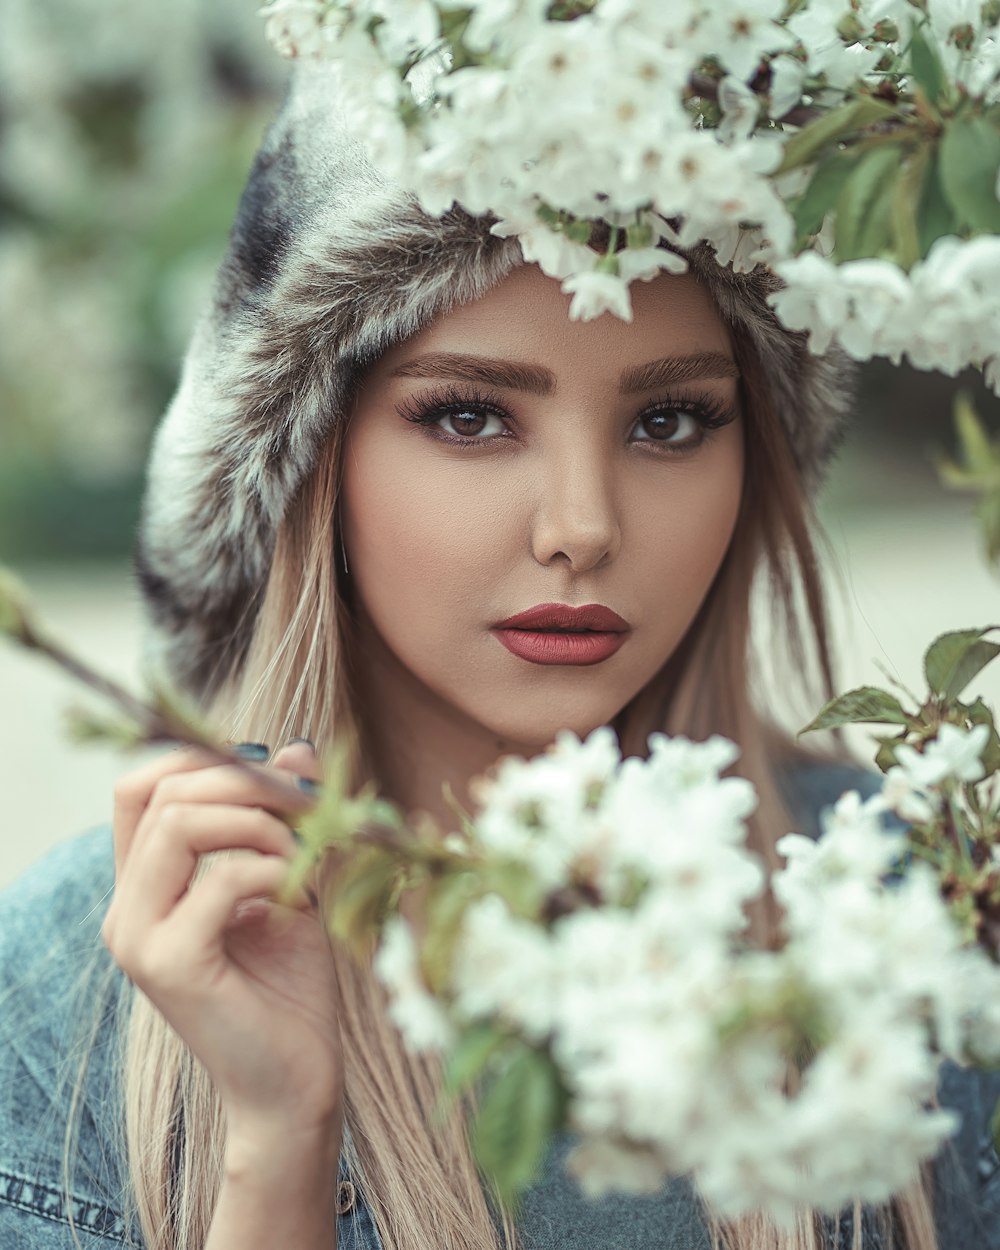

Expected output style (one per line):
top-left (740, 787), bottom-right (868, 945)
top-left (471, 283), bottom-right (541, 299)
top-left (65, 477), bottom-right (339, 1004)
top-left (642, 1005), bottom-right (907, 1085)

top-left (137, 65), bottom-right (854, 701)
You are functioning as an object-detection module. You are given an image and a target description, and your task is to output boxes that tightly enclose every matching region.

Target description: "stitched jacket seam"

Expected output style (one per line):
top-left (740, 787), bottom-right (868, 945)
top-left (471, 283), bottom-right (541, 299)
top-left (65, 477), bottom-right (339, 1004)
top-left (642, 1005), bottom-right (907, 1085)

top-left (0, 1169), bottom-right (127, 1241)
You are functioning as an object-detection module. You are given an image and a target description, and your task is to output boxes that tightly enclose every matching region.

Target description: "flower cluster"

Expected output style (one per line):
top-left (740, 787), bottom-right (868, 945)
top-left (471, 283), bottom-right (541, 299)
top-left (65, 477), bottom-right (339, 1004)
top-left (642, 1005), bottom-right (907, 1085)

top-left (771, 238), bottom-right (1000, 379)
top-left (261, 0), bottom-right (1000, 385)
top-left (374, 721), bottom-right (1000, 1221)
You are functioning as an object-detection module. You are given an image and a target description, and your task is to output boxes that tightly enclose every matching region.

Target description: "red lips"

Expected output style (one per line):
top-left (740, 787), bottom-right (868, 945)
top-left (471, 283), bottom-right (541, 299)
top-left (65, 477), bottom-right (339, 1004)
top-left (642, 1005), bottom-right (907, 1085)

top-left (492, 603), bottom-right (631, 667)
top-left (495, 603), bottom-right (629, 632)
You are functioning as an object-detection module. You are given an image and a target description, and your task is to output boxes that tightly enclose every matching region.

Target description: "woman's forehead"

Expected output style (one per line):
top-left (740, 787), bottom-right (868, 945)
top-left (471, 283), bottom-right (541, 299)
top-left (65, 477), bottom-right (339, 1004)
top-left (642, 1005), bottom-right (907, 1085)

top-left (373, 262), bottom-right (735, 383)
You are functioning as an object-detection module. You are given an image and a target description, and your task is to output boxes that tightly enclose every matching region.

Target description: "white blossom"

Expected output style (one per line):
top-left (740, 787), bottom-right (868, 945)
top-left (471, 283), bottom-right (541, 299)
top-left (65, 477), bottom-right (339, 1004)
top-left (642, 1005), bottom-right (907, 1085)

top-left (562, 270), bottom-right (635, 322)
top-left (894, 723), bottom-right (991, 788)
top-left (880, 766), bottom-right (942, 825)
top-left (373, 917), bottom-right (456, 1052)
top-left (565, 1136), bottom-right (668, 1197)
top-left (264, 0), bottom-right (1000, 385)
top-left (451, 894), bottom-right (557, 1040)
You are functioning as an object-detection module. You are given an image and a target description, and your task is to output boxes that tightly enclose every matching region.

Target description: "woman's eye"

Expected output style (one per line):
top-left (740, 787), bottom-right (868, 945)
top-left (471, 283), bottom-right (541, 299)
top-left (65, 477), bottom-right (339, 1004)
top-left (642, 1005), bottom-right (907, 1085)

top-left (632, 409), bottom-right (700, 444)
top-left (437, 408), bottom-right (506, 439)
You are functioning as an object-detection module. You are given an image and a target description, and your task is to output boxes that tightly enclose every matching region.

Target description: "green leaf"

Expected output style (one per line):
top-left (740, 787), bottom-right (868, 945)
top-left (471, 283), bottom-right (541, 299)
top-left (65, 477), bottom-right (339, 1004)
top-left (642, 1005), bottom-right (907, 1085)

top-left (924, 627), bottom-right (1000, 700)
top-left (939, 114), bottom-right (1000, 234)
top-left (916, 148), bottom-right (958, 257)
top-left (834, 143), bottom-right (905, 262)
top-left (472, 1046), bottom-right (566, 1205)
top-left (991, 1095), bottom-right (1000, 1154)
top-left (955, 392), bottom-right (999, 467)
top-left (891, 145), bottom-right (929, 269)
top-left (975, 488), bottom-right (1000, 567)
top-left (801, 686), bottom-right (913, 734)
top-left (66, 706), bottom-right (146, 749)
top-left (443, 1023), bottom-right (511, 1100)
top-left (777, 96), bottom-right (899, 174)
top-left (484, 859), bottom-right (547, 921)
top-left (939, 412), bottom-right (1000, 492)
top-left (874, 733), bottom-right (906, 772)
top-left (421, 871), bottom-right (483, 994)
top-left (792, 149), bottom-right (861, 247)
top-left (909, 24), bottom-right (949, 107)
top-left (327, 848), bottom-right (400, 953)
top-left (0, 566), bottom-right (33, 643)
top-left (966, 697), bottom-right (1000, 773)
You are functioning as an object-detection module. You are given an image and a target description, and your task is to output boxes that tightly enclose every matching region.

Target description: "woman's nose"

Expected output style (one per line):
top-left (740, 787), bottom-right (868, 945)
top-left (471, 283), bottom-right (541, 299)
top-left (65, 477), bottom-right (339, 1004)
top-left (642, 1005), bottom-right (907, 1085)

top-left (530, 449), bottom-right (622, 573)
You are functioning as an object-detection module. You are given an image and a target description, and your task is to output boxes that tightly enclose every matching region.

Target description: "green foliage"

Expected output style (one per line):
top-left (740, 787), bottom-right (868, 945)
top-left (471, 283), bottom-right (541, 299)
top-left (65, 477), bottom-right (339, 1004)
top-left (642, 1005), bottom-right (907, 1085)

top-left (834, 143), bottom-right (905, 261)
top-left (804, 627), bottom-right (1000, 963)
top-left (443, 1022), bottom-right (512, 1099)
top-left (938, 114), bottom-right (1000, 234)
top-left (924, 627), bottom-right (1000, 700)
top-left (908, 24), bottom-right (951, 108)
top-left (326, 847), bottom-right (401, 954)
top-left (916, 150), bottom-right (958, 258)
top-left (66, 706), bottom-right (147, 749)
top-left (777, 96), bottom-right (899, 175)
top-left (805, 630), bottom-right (1000, 739)
top-left (421, 871), bottom-right (485, 993)
top-left (792, 149), bottom-right (861, 247)
top-left (801, 686), bottom-right (913, 733)
top-left (992, 1093), bottom-right (1000, 1155)
top-left (0, 568), bottom-right (34, 644)
top-left (891, 143), bottom-right (929, 268)
top-left (471, 1042), bottom-right (567, 1206)
top-left (939, 394), bottom-right (1000, 566)
top-left (483, 858), bottom-right (548, 921)
top-left (967, 696), bottom-right (1000, 773)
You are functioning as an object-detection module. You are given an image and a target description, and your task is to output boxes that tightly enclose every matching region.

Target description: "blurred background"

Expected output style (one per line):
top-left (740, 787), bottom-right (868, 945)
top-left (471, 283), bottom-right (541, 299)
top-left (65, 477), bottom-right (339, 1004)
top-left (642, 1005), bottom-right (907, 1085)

top-left (1, 1), bottom-right (998, 888)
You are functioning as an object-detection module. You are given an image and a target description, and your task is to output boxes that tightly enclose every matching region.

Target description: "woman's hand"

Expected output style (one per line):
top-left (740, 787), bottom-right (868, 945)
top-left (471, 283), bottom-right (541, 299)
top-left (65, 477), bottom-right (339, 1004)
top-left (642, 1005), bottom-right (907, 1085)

top-left (101, 741), bottom-right (344, 1151)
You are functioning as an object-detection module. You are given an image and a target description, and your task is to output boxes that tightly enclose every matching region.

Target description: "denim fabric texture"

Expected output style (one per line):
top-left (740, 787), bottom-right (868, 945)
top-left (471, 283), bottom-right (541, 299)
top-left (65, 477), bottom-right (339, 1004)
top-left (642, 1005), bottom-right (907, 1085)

top-left (1, 764), bottom-right (999, 1249)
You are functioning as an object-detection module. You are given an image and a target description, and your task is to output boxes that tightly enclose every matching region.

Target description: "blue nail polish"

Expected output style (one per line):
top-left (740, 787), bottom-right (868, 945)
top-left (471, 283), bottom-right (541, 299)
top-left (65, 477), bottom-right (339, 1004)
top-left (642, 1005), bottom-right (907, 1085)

top-left (296, 776), bottom-right (320, 797)
top-left (233, 742), bottom-right (270, 762)
top-left (289, 736), bottom-right (316, 751)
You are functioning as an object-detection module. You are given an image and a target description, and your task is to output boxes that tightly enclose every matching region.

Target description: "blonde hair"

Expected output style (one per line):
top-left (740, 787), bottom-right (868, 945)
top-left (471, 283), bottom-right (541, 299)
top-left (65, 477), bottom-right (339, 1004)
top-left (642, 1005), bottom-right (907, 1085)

top-left (104, 322), bottom-right (939, 1250)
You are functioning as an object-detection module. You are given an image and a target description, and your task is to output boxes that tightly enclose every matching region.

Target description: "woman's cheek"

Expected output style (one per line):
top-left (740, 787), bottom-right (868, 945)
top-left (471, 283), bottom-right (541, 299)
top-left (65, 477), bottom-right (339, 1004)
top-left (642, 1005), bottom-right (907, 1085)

top-left (345, 443), bottom-right (493, 616)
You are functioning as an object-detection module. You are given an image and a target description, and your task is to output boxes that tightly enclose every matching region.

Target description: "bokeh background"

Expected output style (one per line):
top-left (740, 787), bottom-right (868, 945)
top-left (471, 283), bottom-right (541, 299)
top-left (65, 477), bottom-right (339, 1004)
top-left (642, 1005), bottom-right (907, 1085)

top-left (1, 1), bottom-right (998, 888)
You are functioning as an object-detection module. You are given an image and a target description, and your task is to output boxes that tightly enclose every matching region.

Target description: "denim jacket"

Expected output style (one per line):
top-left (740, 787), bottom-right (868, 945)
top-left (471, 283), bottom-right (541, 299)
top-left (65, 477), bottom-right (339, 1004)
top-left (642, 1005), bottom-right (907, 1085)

top-left (3, 763), bottom-right (1000, 1250)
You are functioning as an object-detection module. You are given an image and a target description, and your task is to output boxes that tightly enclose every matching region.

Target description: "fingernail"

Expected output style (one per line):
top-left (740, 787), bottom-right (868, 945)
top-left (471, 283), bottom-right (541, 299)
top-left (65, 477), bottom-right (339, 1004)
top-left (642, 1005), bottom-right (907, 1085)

top-left (233, 742), bottom-right (270, 762)
top-left (296, 776), bottom-right (321, 798)
top-left (289, 736), bottom-right (316, 751)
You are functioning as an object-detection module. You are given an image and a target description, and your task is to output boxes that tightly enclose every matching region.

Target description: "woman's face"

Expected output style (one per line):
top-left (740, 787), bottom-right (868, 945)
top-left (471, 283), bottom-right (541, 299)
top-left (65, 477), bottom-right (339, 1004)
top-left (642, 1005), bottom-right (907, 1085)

top-left (341, 263), bottom-right (744, 753)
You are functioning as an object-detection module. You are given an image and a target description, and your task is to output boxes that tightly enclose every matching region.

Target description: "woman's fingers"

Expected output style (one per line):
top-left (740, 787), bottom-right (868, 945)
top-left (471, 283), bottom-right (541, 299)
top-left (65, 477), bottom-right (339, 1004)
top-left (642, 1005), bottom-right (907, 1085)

top-left (112, 853), bottom-right (305, 995)
top-left (270, 740), bottom-right (322, 789)
top-left (107, 803), bottom-right (299, 936)
top-left (112, 747), bottom-right (218, 875)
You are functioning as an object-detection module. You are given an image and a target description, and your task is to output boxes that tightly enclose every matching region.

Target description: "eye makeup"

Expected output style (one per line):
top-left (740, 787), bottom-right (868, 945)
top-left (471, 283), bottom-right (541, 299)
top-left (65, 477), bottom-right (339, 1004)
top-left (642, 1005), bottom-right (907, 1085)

top-left (395, 383), bottom-right (739, 455)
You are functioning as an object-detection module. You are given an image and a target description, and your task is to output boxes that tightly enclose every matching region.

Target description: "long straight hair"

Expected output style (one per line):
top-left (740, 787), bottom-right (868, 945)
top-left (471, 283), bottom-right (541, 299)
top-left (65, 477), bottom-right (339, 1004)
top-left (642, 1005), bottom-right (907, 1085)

top-left (111, 322), bottom-right (939, 1250)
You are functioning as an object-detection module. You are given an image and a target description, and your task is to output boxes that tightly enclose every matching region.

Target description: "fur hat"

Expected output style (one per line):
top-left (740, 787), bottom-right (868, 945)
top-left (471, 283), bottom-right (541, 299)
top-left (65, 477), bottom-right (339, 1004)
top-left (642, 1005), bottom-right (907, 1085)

top-left (136, 63), bottom-right (854, 701)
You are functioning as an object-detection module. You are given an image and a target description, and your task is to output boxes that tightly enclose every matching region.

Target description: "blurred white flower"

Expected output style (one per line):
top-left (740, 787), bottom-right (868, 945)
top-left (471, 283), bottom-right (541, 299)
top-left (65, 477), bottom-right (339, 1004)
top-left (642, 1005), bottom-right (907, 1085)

top-left (880, 766), bottom-right (942, 825)
top-left (374, 917), bottom-right (456, 1052)
top-left (565, 1136), bottom-right (668, 1197)
top-left (894, 723), bottom-right (990, 788)
top-left (451, 895), bottom-right (557, 1040)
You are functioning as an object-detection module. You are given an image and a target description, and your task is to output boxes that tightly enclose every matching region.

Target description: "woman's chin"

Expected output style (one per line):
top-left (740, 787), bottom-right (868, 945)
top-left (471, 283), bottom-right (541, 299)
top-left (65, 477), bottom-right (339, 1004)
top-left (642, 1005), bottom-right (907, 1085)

top-left (481, 705), bottom-right (628, 759)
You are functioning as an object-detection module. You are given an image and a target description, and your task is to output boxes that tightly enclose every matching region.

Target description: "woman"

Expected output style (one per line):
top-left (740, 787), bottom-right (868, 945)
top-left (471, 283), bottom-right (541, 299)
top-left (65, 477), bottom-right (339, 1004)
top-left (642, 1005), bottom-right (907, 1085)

top-left (1, 62), bottom-right (998, 1250)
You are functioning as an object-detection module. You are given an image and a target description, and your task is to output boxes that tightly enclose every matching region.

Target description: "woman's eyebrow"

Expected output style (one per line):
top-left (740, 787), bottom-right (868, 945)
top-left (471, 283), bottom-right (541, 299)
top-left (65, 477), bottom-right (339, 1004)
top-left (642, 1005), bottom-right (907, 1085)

top-left (620, 351), bottom-right (740, 392)
top-left (390, 352), bottom-right (556, 394)
top-left (389, 349), bottom-right (740, 394)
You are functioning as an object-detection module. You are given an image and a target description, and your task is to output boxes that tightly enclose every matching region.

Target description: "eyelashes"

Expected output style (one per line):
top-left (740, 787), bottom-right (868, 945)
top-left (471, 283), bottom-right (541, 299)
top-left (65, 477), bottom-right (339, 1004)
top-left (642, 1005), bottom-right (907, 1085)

top-left (397, 385), bottom-right (509, 438)
top-left (396, 383), bottom-right (738, 453)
